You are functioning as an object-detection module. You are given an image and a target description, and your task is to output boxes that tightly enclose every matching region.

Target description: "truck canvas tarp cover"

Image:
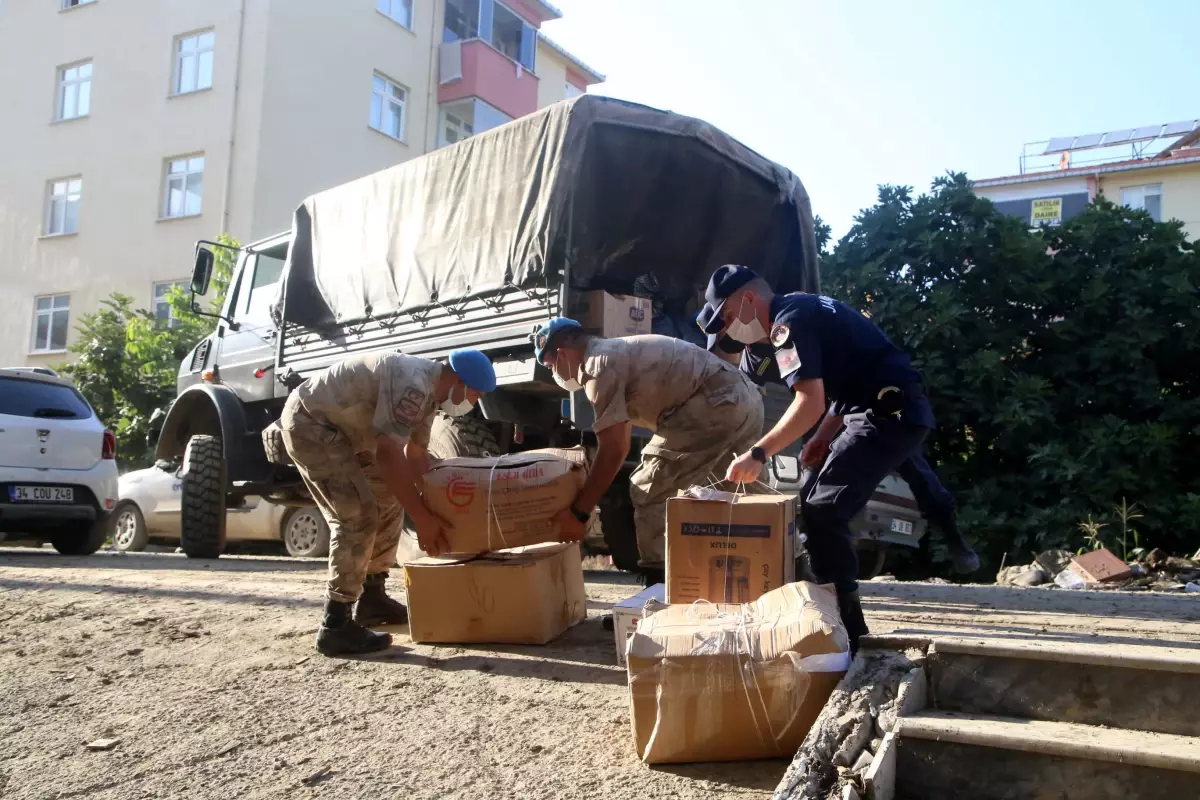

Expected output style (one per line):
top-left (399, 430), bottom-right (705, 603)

top-left (282, 95), bottom-right (819, 329)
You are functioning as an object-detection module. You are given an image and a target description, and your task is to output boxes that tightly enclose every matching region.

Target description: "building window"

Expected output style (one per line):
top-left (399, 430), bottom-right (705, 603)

top-left (174, 31), bottom-right (214, 95)
top-left (443, 0), bottom-right (535, 71)
top-left (45, 178), bottom-right (82, 236)
top-left (490, 2), bottom-right (536, 71)
top-left (1120, 183), bottom-right (1162, 222)
top-left (153, 281), bottom-right (186, 327)
top-left (369, 74), bottom-right (407, 140)
top-left (163, 155), bottom-right (204, 218)
top-left (437, 99), bottom-right (511, 148)
top-left (376, 0), bottom-right (413, 29)
top-left (32, 295), bottom-right (71, 353)
top-left (565, 83), bottom-right (583, 100)
top-left (57, 61), bottom-right (92, 120)
top-left (62, 0), bottom-right (96, 9)
top-left (442, 111), bottom-right (474, 146)
top-left (444, 0), bottom-right (480, 41)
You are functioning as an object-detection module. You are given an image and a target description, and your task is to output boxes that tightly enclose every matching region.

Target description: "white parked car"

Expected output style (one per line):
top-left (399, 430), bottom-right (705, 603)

top-left (0, 368), bottom-right (118, 554)
top-left (112, 461), bottom-right (329, 558)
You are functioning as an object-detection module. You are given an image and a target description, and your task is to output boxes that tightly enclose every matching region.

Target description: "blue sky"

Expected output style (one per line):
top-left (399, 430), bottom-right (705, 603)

top-left (542, 0), bottom-right (1200, 240)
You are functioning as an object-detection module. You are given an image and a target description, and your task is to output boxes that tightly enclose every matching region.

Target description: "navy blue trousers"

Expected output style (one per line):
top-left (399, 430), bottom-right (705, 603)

top-left (802, 412), bottom-right (929, 595)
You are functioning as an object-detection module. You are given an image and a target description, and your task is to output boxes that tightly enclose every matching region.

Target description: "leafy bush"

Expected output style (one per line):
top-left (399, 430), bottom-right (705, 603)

top-left (60, 235), bottom-right (238, 468)
top-left (821, 174), bottom-right (1200, 567)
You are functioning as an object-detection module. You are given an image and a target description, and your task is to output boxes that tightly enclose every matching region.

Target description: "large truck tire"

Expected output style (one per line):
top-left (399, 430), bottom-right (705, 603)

top-left (180, 434), bottom-right (227, 559)
top-left (596, 476), bottom-right (641, 573)
top-left (426, 412), bottom-right (501, 459)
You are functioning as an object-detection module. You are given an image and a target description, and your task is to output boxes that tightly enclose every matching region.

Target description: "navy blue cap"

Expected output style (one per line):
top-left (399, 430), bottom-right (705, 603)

top-left (448, 349), bottom-right (497, 392)
top-left (533, 317), bottom-right (583, 364)
top-left (699, 264), bottom-right (759, 335)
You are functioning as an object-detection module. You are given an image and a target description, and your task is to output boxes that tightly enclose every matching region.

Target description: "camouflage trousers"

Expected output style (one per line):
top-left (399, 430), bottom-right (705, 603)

top-left (280, 394), bottom-right (405, 604)
top-left (630, 376), bottom-right (764, 568)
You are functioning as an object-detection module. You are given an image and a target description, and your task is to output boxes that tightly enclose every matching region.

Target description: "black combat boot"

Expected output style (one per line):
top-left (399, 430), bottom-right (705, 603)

top-left (935, 514), bottom-right (981, 574)
top-left (639, 567), bottom-right (665, 588)
top-left (352, 573), bottom-right (409, 627)
top-left (315, 599), bottom-right (392, 656)
top-left (836, 589), bottom-right (869, 658)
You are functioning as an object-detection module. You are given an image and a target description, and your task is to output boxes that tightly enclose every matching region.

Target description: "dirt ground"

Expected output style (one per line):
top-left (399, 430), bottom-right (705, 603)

top-left (2, 548), bottom-right (1199, 800)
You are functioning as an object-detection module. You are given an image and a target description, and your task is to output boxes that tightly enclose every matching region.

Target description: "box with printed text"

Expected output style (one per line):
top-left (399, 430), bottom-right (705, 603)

top-left (665, 492), bottom-right (795, 605)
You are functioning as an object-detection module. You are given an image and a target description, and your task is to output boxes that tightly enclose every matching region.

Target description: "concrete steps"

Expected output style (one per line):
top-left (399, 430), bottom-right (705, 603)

top-left (878, 636), bottom-right (1200, 799)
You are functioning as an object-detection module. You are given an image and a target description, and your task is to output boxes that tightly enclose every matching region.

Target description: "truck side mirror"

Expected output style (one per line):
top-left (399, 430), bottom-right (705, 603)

top-left (771, 455), bottom-right (800, 484)
top-left (191, 248), bottom-right (214, 296)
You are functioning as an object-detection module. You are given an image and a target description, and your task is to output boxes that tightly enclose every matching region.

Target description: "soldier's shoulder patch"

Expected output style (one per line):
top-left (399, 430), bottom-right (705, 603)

top-left (770, 323), bottom-right (791, 348)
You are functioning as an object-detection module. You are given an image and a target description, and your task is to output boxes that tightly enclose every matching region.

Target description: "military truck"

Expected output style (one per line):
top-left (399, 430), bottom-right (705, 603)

top-left (153, 95), bottom-right (919, 571)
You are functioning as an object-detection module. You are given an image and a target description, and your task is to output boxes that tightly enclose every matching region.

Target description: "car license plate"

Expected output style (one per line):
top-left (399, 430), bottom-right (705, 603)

top-left (890, 518), bottom-right (914, 535)
top-left (9, 486), bottom-right (74, 503)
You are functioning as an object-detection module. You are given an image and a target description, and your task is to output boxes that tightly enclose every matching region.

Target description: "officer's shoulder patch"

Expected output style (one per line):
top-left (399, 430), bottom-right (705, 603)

top-left (770, 323), bottom-right (791, 348)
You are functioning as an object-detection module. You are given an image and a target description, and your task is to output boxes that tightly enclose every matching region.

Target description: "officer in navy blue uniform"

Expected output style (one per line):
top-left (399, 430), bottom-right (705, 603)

top-left (698, 265), bottom-right (977, 652)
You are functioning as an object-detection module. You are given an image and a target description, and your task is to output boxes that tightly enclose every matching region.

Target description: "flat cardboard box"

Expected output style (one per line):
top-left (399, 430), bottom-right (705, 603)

top-left (570, 290), bottom-right (652, 337)
top-left (403, 542), bottom-right (587, 644)
top-left (423, 448), bottom-right (588, 554)
top-left (613, 583), bottom-right (666, 668)
top-left (627, 582), bottom-right (850, 764)
top-left (665, 492), bottom-right (796, 605)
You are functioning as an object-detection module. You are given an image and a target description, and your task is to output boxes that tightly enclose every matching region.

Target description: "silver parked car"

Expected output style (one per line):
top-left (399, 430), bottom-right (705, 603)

top-left (112, 461), bottom-right (329, 558)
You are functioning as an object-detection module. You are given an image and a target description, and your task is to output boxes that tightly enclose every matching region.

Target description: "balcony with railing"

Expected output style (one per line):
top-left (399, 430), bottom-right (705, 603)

top-left (439, 0), bottom-right (543, 120)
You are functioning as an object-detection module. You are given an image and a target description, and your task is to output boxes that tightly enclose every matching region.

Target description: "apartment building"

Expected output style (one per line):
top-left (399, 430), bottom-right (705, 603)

top-left (972, 120), bottom-right (1200, 238)
top-left (0, 0), bottom-right (603, 366)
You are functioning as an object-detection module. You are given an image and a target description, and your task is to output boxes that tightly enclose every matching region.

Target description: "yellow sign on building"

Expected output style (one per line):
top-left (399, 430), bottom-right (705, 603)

top-left (1031, 197), bottom-right (1063, 225)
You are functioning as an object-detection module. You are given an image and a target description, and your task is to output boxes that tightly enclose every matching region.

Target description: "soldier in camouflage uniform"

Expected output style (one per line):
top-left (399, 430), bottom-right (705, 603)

top-left (280, 349), bottom-right (496, 656)
top-left (533, 318), bottom-right (764, 581)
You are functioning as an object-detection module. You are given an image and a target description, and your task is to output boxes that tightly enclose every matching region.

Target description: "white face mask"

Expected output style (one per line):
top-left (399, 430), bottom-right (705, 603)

top-left (439, 384), bottom-right (474, 417)
top-left (552, 354), bottom-right (582, 393)
top-left (727, 295), bottom-right (768, 344)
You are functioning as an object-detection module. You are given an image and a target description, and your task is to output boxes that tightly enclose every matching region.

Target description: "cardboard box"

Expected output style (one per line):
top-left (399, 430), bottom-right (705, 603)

top-left (665, 492), bottom-right (796, 604)
top-left (570, 290), bottom-right (652, 337)
top-left (613, 583), bottom-right (666, 668)
top-left (423, 448), bottom-right (588, 554)
top-left (627, 582), bottom-right (850, 764)
top-left (403, 542), bottom-right (587, 644)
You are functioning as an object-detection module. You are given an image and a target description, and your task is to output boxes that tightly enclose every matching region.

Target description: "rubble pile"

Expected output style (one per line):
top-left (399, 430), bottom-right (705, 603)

top-left (773, 646), bottom-right (927, 800)
top-left (997, 546), bottom-right (1200, 593)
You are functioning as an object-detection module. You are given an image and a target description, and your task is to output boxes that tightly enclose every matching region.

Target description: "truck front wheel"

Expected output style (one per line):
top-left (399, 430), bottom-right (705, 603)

top-left (180, 434), bottom-right (227, 559)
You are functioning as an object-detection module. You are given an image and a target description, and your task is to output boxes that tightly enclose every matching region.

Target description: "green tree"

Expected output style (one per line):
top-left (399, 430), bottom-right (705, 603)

top-left (60, 234), bottom-right (239, 468)
top-left (822, 175), bottom-right (1200, 569)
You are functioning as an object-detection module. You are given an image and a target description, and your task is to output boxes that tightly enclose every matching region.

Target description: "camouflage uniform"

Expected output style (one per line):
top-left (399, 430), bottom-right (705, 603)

top-left (583, 335), bottom-right (764, 568)
top-left (280, 353), bottom-right (439, 603)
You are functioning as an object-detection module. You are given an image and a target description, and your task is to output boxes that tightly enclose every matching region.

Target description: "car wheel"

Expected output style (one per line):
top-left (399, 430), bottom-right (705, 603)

top-left (180, 434), bottom-right (227, 559)
top-left (283, 508), bottom-right (329, 558)
top-left (51, 516), bottom-right (108, 556)
top-left (110, 502), bottom-right (149, 552)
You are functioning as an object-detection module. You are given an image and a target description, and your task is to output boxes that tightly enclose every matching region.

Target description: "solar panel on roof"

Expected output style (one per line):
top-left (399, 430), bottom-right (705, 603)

top-left (1132, 125), bottom-right (1163, 140)
top-left (1043, 137), bottom-right (1076, 154)
top-left (1073, 133), bottom-right (1104, 148)
top-left (1162, 120), bottom-right (1198, 136)
top-left (1103, 129), bottom-right (1134, 144)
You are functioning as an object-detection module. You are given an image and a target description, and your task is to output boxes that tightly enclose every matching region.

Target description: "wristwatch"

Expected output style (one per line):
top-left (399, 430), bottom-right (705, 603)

top-left (750, 446), bottom-right (767, 464)
top-left (570, 505), bottom-right (591, 523)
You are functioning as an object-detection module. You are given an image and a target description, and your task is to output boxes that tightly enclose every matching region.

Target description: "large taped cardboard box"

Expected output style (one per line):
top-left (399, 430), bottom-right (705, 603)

top-left (570, 290), bottom-right (651, 337)
top-left (666, 492), bottom-right (796, 604)
top-left (423, 448), bottom-right (588, 554)
top-left (613, 583), bottom-right (666, 668)
top-left (403, 542), bottom-right (587, 644)
top-left (627, 582), bottom-right (850, 764)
